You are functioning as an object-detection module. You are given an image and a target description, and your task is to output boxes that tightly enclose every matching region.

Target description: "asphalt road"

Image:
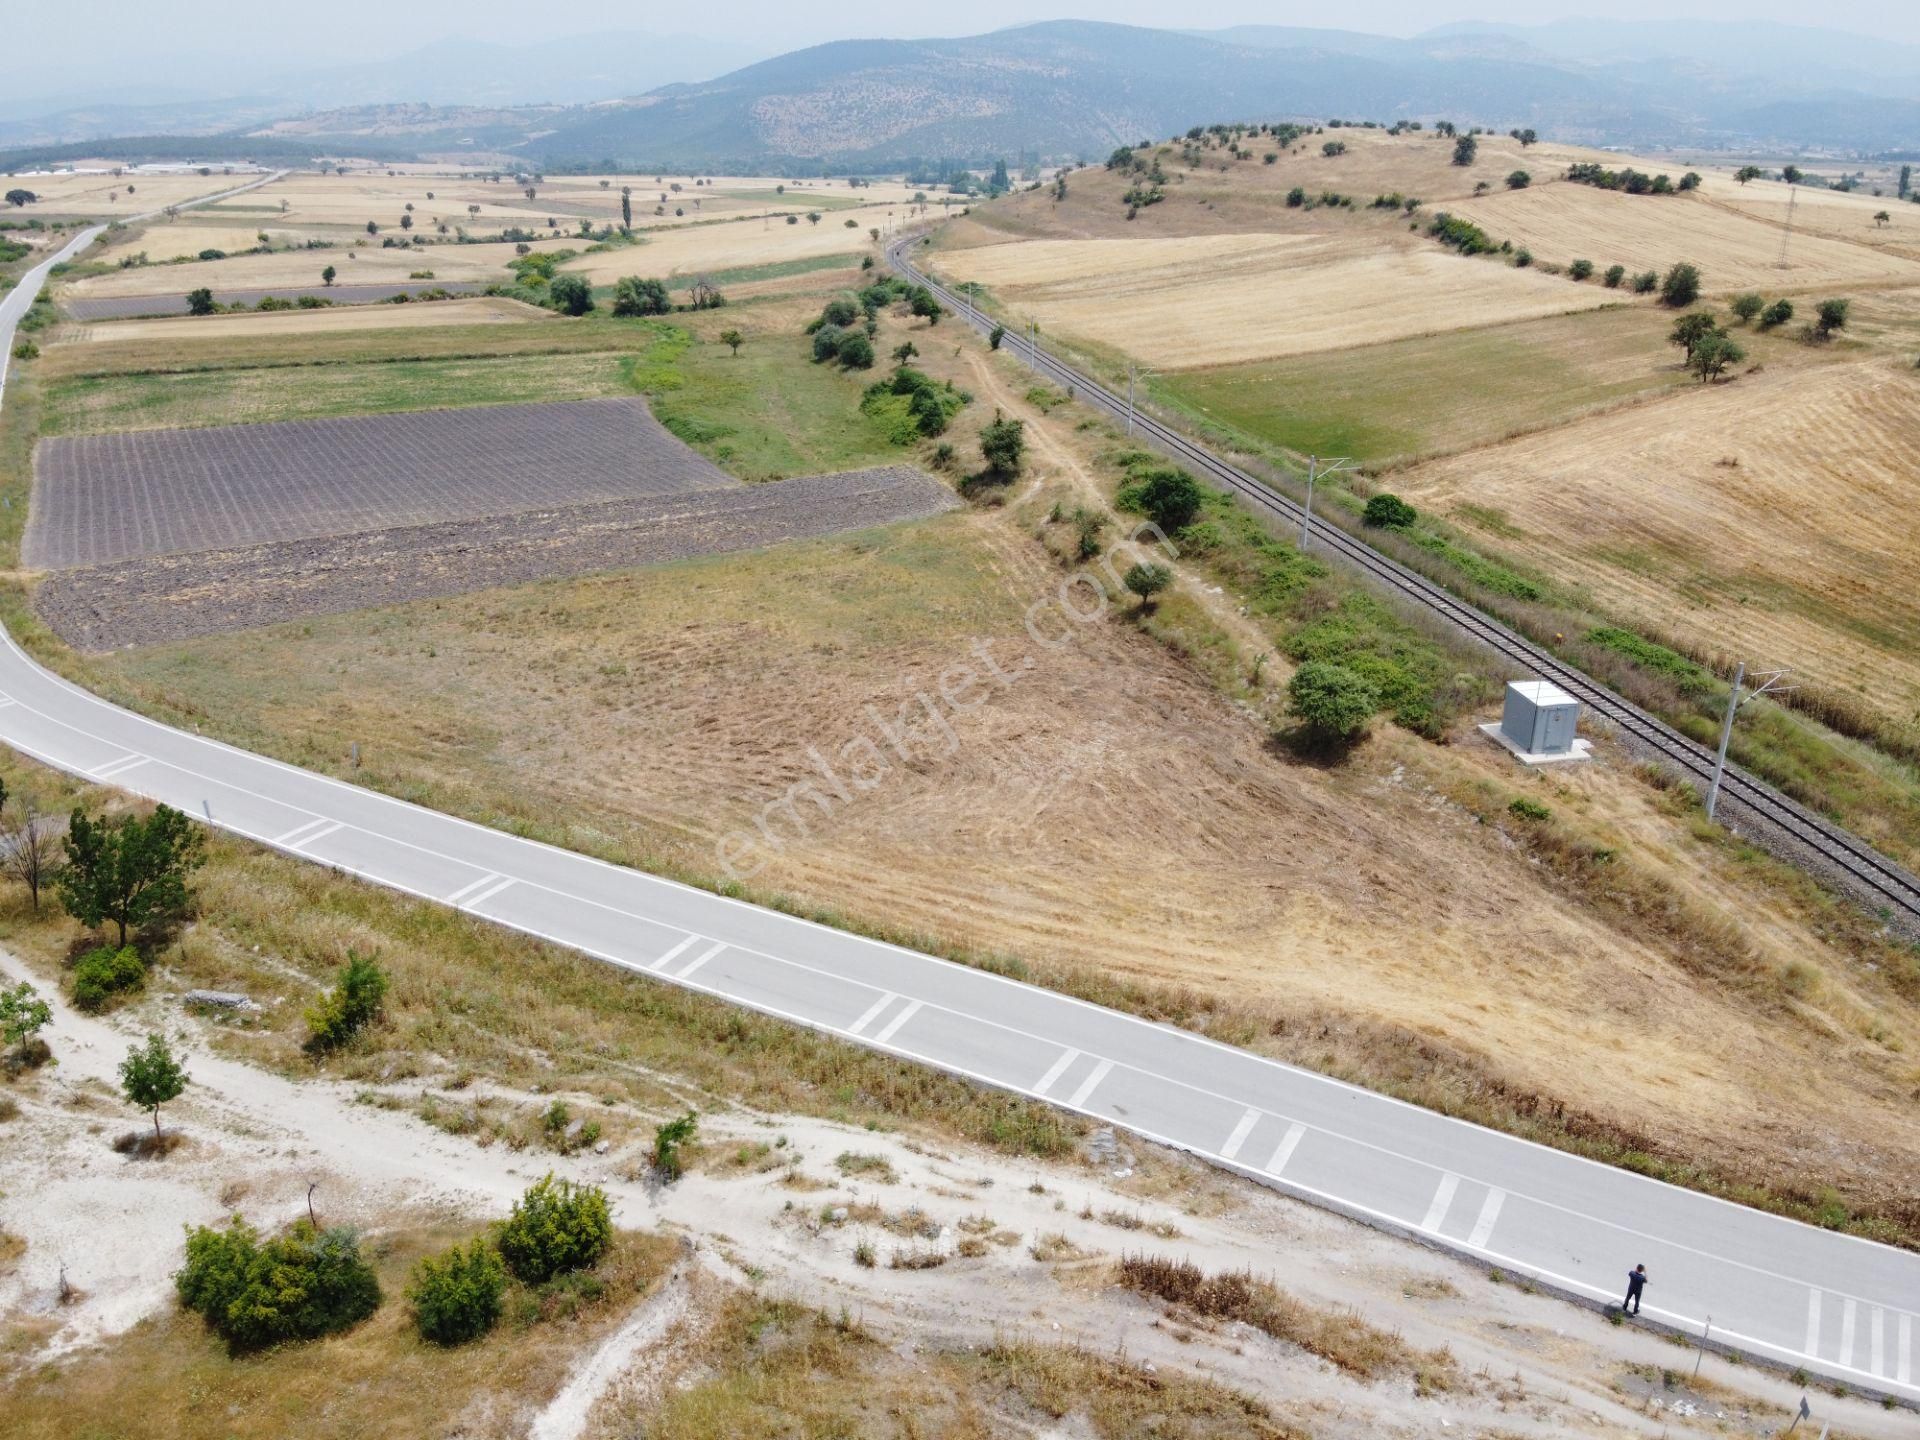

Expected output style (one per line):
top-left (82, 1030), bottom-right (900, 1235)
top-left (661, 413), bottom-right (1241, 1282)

top-left (0, 201), bottom-right (1913, 1404)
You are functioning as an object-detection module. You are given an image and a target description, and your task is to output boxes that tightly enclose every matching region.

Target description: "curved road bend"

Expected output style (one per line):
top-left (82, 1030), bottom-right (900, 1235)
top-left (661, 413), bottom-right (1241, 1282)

top-left (0, 206), bottom-right (1912, 1404)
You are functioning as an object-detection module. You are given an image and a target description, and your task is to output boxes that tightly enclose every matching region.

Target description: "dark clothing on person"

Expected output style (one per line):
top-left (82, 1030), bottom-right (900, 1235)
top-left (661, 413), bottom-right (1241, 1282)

top-left (1624, 1268), bottom-right (1647, 1314)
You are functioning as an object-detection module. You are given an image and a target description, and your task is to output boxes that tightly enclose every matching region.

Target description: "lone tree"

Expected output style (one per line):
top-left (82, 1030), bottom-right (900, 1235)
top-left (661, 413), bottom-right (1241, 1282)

top-left (1287, 662), bottom-right (1379, 748)
top-left (718, 327), bottom-right (745, 355)
top-left (1669, 311), bottom-right (1720, 361)
top-left (56, 804), bottom-right (205, 948)
top-left (185, 288), bottom-right (216, 316)
top-left (1814, 297), bottom-right (1850, 338)
top-left (1362, 493), bottom-right (1417, 529)
top-left (1734, 165), bottom-right (1763, 185)
top-left (320, 265), bottom-right (336, 286)
top-left (4, 189), bottom-right (36, 207)
top-left (1118, 465), bottom-right (1203, 533)
top-left (120, 1032), bottom-right (188, 1141)
top-left (979, 411), bottom-right (1026, 477)
top-left (1506, 170), bottom-right (1531, 190)
top-left (1689, 329), bottom-right (1745, 382)
top-left (620, 186), bottom-right (632, 227)
top-left (1875, 210), bottom-right (1891, 227)
top-left (0, 777), bottom-right (55, 912)
top-left (1729, 292), bottom-right (1765, 324)
top-left (1123, 562), bottom-right (1172, 607)
top-left (1451, 134), bottom-right (1478, 167)
top-left (0, 980), bottom-right (51, 1056)
top-left (1659, 262), bottom-right (1702, 308)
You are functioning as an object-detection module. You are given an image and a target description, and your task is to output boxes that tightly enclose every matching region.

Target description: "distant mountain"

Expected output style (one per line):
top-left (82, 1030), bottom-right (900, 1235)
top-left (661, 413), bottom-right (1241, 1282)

top-left (4, 18), bottom-right (1915, 173)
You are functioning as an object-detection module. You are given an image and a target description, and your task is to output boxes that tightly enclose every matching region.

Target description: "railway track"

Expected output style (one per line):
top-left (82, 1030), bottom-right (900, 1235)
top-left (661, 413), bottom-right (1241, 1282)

top-left (888, 237), bottom-right (1920, 926)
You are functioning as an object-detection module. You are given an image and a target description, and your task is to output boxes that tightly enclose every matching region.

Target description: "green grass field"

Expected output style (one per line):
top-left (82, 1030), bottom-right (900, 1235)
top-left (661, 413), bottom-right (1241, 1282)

top-left (1155, 306), bottom-right (1688, 466)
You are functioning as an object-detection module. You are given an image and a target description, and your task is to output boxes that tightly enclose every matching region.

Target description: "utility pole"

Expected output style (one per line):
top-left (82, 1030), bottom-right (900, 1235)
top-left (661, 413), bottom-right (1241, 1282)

top-left (1705, 662), bottom-right (1792, 821)
top-left (1299, 455), bottom-right (1357, 550)
top-left (1127, 362), bottom-right (1136, 436)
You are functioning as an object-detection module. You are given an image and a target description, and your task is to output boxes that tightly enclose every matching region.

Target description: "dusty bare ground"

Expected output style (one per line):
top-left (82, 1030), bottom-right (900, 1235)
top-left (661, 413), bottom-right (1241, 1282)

top-left (34, 466), bottom-right (958, 650)
top-left (5, 949), bottom-right (1903, 1440)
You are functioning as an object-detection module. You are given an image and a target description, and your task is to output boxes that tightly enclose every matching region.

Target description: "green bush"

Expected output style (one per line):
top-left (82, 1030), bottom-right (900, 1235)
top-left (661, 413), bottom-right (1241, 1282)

top-left (408, 1237), bottom-right (507, 1345)
top-left (1508, 797), bottom-right (1552, 821)
top-left (1631, 270), bottom-right (1659, 294)
top-left (1568, 259), bottom-right (1594, 281)
top-left (979, 412), bottom-right (1026, 477)
top-left (1659, 262), bottom-right (1702, 308)
top-left (176, 1217), bottom-right (381, 1353)
top-left (303, 952), bottom-right (387, 1054)
top-left (811, 324), bottom-right (847, 363)
top-left (988, 323), bottom-right (1005, 349)
top-left (653, 1111), bottom-right (699, 1179)
top-left (1287, 662), bottom-right (1379, 745)
top-left (1759, 298), bottom-right (1794, 328)
top-left (547, 273), bottom-right (594, 316)
top-left (70, 945), bottom-right (144, 1013)
top-left (1603, 264), bottom-right (1626, 288)
top-left (820, 295), bottom-right (859, 327)
top-left (495, 1174), bottom-right (613, 1284)
top-left (835, 331), bottom-right (874, 369)
top-left (1114, 464), bottom-right (1203, 533)
top-left (1362, 493), bottom-right (1417, 529)
top-left (611, 275), bottom-right (670, 316)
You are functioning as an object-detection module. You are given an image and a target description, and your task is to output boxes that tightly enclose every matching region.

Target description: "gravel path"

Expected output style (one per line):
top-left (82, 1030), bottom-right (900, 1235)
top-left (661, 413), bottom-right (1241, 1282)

top-left (34, 466), bottom-right (957, 649)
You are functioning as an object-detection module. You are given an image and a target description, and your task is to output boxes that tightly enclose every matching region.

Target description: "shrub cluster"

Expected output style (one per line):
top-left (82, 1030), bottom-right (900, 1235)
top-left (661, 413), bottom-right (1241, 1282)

top-left (495, 1174), bottom-right (613, 1285)
top-left (1426, 213), bottom-right (1498, 256)
top-left (71, 945), bottom-right (144, 1013)
top-left (1566, 162), bottom-right (1700, 195)
top-left (407, 1238), bottom-right (508, 1346)
top-left (1115, 464), bottom-right (1204, 534)
top-left (304, 952), bottom-right (388, 1053)
top-left (861, 366), bottom-right (968, 441)
top-left (176, 1217), bottom-right (381, 1353)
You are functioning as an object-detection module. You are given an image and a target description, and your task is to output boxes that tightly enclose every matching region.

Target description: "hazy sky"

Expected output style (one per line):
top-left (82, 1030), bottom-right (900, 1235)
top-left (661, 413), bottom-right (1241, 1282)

top-left (17, 0), bottom-right (1920, 66)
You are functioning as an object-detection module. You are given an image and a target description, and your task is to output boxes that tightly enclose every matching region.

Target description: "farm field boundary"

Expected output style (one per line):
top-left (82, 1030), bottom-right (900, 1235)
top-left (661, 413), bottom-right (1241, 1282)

top-left (34, 466), bottom-right (957, 649)
top-left (64, 281), bottom-right (490, 320)
top-left (25, 395), bottom-right (734, 568)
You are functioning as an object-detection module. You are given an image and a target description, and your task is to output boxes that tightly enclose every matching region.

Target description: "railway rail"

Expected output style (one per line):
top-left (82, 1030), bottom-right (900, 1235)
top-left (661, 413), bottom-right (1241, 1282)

top-left (888, 236), bottom-right (1920, 926)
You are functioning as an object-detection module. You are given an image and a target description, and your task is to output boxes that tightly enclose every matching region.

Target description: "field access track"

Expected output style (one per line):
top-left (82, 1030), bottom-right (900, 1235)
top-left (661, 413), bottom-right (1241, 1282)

top-left (63, 282), bottom-right (486, 321)
top-left (25, 397), bottom-right (736, 570)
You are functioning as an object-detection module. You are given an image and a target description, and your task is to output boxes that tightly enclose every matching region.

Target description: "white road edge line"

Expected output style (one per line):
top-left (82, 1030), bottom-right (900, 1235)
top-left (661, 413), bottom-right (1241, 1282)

top-left (847, 992), bottom-right (897, 1037)
top-left (272, 816), bottom-right (331, 846)
top-left (1219, 1107), bottom-right (1260, 1162)
top-left (446, 871), bottom-right (503, 905)
top-left (1032, 1047), bottom-right (1080, 1096)
top-left (647, 935), bottom-right (700, 974)
top-left (1422, 1172), bottom-right (1461, 1234)
top-left (677, 941), bottom-right (726, 980)
top-left (872, 998), bottom-right (922, 1044)
top-left (461, 876), bottom-right (516, 911)
top-left (284, 820), bottom-right (343, 851)
top-left (1064, 1058), bottom-right (1113, 1109)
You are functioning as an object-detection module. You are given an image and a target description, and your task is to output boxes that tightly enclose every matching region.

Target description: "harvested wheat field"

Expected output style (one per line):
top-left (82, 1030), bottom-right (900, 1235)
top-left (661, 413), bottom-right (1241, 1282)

top-left (89, 222), bottom-right (314, 266)
top-left (60, 295), bottom-right (546, 343)
top-left (7, 167), bottom-right (262, 216)
top-left (1447, 182), bottom-right (1920, 291)
top-left (60, 235), bottom-right (583, 301)
top-left (74, 294), bottom-right (545, 341)
top-left (1699, 176), bottom-right (1920, 260)
top-left (932, 232), bottom-right (1616, 368)
top-left (1399, 356), bottom-right (1920, 723)
top-left (91, 505), bottom-right (1920, 1229)
top-left (560, 211), bottom-right (889, 284)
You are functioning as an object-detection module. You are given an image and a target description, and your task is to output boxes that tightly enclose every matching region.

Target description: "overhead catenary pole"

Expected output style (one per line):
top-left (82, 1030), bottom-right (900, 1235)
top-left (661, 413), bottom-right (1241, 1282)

top-left (1299, 455), bottom-right (1357, 550)
top-left (1705, 662), bottom-right (1792, 821)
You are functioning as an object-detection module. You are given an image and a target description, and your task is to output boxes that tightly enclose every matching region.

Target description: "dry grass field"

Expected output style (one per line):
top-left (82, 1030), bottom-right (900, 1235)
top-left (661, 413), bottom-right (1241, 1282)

top-left (1398, 356), bottom-right (1920, 730)
top-left (60, 235), bottom-right (570, 299)
top-left (1701, 174), bottom-right (1920, 259)
top-left (931, 231), bottom-right (1617, 367)
top-left (61, 295), bottom-right (547, 342)
top-left (1445, 182), bottom-right (1920, 291)
top-left (89, 222), bottom-right (312, 266)
top-left (5, 167), bottom-right (259, 216)
top-left (561, 210), bottom-right (891, 283)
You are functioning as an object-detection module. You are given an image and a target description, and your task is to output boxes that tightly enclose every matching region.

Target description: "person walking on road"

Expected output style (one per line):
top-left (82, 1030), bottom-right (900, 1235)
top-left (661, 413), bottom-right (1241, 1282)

top-left (1623, 1263), bottom-right (1648, 1316)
